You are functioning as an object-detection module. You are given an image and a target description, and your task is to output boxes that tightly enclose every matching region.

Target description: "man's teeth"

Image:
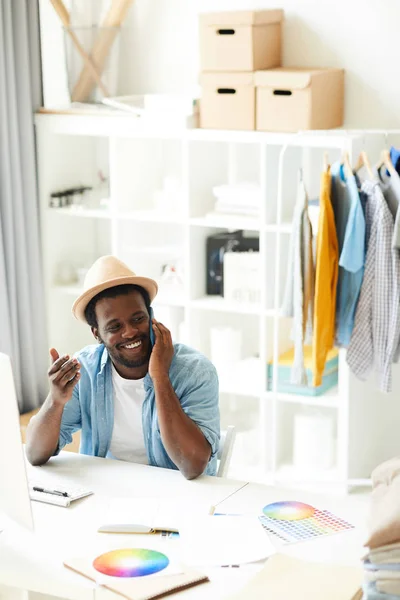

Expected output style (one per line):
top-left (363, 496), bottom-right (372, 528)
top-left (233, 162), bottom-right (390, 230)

top-left (124, 341), bottom-right (142, 349)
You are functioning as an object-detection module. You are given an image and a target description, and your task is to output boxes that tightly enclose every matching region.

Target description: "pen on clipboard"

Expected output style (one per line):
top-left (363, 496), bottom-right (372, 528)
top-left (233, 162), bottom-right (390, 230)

top-left (32, 486), bottom-right (69, 498)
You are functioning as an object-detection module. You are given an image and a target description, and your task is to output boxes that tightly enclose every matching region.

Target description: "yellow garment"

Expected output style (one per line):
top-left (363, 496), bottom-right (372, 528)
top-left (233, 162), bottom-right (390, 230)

top-left (312, 169), bottom-right (339, 386)
top-left (270, 345), bottom-right (338, 370)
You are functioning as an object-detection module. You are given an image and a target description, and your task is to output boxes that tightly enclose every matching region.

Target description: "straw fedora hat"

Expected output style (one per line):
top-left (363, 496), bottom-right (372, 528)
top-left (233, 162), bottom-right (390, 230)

top-left (72, 255), bottom-right (158, 322)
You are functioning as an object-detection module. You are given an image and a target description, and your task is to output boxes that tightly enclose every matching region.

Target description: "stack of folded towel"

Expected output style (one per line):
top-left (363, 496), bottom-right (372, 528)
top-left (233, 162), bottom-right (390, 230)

top-left (363, 457), bottom-right (400, 599)
top-left (209, 183), bottom-right (262, 218)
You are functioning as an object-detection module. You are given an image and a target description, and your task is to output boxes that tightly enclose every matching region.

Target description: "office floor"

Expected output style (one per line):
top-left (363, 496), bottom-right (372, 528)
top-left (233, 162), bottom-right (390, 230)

top-left (19, 409), bottom-right (80, 453)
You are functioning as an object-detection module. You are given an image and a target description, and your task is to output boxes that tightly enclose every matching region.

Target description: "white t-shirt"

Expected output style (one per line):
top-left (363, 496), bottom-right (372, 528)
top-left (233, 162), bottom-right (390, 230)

top-left (108, 364), bottom-right (148, 464)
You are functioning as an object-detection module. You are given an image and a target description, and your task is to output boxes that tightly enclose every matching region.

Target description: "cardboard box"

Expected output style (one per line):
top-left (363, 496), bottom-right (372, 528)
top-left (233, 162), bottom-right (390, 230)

top-left (200, 72), bottom-right (255, 130)
top-left (199, 10), bottom-right (283, 72)
top-left (255, 68), bottom-right (345, 132)
top-left (267, 346), bottom-right (339, 396)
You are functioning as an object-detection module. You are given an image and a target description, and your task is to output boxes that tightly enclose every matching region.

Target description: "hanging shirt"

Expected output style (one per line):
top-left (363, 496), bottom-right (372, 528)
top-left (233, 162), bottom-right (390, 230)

top-left (331, 162), bottom-right (366, 347)
top-left (376, 166), bottom-right (400, 249)
top-left (282, 175), bottom-right (315, 385)
top-left (311, 169), bottom-right (339, 387)
top-left (390, 146), bottom-right (400, 175)
top-left (108, 365), bottom-right (148, 464)
top-left (347, 180), bottom-right (400, 393)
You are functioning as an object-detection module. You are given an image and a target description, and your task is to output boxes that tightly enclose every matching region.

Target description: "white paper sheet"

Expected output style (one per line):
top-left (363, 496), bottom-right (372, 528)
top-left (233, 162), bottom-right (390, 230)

top-left (178, 515), bottom-right (276, 567)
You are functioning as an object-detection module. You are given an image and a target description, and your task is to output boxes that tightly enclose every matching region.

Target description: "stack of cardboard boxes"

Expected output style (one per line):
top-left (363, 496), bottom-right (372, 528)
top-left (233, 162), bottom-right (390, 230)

top-left (199, 10), bottom-right (344, 132)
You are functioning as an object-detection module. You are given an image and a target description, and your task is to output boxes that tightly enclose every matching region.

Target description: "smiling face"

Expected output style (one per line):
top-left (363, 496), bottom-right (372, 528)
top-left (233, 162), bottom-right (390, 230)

top-left (91, 289), bottom-right (152, 378)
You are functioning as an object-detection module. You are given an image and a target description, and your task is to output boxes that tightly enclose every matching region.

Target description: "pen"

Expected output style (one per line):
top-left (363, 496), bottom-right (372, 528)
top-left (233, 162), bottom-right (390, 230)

top-left (32, 486), bottom-right (69, 498)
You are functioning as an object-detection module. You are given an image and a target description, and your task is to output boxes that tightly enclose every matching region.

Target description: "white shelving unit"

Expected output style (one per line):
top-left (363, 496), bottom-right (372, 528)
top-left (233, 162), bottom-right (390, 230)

top-left (35, 113), bottom-right (400, 488)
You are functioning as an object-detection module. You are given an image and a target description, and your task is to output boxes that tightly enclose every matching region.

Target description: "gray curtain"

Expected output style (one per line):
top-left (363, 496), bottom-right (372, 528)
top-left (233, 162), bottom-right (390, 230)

top-left (0, 0), bottom-right (48, 412)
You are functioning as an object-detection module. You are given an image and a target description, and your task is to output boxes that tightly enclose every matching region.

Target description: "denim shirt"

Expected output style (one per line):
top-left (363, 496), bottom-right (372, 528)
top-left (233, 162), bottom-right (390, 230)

top-left (56, 343), bottom-right (220, 475)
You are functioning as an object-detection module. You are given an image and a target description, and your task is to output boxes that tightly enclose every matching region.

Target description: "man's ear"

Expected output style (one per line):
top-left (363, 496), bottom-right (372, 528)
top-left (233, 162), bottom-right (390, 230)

top-left (91, 326), bottom-right (101, 343)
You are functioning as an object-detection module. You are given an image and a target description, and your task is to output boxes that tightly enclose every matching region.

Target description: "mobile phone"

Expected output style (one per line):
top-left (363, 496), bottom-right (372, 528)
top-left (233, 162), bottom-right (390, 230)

top-left (149, 307), bottom-right (155, 346)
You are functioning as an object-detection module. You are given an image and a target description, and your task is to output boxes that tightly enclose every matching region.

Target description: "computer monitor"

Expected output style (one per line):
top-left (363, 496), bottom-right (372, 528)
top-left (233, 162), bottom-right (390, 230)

top-left (0, 352), bottom-right (34, 531)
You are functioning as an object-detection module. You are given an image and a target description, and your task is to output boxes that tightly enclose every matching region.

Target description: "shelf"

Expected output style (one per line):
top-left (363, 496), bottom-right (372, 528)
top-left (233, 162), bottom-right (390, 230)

top-left (50, 288), bottom-right (279, 316)
top-left (191, 296), bottom-right (261, 315)
top-left (187, 128), bottom-right (360, 149)
top-left (117, 210), bottom-right (184, 224)
top-left (47, 207), bottom-right (293, 233)
top-left (189, 215), bottom-right (260, 231)
top-left (47, 206), bottom-right (293, 234)
top-left (189, 217), bottom-right (292, 232)
top-left (47, 207), bottom-right (184, 224)
top-left (35, 112), bottom-right (196, 140)
top-left (266, 386), bottom-right (339, 408)
top-left (35, 113), bottom-right (360, 149)
top-left (47, 207), bottom-right (112, 219)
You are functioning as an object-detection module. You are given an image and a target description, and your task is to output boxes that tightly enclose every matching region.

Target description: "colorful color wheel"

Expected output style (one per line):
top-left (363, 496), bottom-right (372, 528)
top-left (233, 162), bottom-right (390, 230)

top-left (262, 501), bottom-right (316, 521)
top-left (93, 548), bottom-right (169, 578)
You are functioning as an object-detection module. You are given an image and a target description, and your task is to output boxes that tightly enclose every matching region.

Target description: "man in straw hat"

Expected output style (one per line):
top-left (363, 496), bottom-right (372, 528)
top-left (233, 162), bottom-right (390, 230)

top-left (26, 256), bottom-right (220, 479)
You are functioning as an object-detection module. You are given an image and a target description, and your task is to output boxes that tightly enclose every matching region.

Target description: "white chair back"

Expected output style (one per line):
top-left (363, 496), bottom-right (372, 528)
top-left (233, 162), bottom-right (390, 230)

top-left (217, 425), bottom-right (236, 478)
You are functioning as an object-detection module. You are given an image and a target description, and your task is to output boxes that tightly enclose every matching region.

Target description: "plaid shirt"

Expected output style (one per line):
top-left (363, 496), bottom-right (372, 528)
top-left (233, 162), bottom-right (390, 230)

top-left (347, 180), bottom-right (400, 392)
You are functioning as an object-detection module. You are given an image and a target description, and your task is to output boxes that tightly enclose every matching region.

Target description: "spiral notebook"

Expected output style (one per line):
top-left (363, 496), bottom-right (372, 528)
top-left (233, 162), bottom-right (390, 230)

top-left (64, 557), bottom-right (209, 600)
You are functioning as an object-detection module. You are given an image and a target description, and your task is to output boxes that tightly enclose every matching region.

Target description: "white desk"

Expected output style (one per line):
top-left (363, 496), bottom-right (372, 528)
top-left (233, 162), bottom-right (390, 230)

top-left (0, 453), bottom-right (370, 600)
top-left (0, 452), bottom-right (247, 600)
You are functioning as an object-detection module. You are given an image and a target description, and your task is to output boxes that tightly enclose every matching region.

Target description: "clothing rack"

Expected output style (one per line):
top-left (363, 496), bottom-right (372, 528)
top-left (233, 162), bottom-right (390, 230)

top-left (273, 129), bottom-right (400, 486)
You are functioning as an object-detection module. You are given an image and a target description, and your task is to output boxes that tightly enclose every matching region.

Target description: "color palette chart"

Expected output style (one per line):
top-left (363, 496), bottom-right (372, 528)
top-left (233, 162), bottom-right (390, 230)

top-left (259, 501), bottom-right (354, 544)
top-left (93, 548), bottom-right (169, 578)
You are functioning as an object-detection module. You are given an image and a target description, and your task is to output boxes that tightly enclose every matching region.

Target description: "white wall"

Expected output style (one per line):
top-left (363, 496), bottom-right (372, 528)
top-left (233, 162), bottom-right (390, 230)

top-left (41, 0), bottom-right (400, 128)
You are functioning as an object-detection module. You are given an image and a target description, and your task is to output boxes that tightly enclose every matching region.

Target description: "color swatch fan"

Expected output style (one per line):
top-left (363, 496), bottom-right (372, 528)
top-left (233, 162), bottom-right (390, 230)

top-left (259, 501), bottom-right (354, 544)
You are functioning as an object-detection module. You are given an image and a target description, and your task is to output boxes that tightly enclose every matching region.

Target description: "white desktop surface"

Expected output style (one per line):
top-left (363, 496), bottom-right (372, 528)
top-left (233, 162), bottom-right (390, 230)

top-left (0, 452), bottom-right (247, 600)
top-left (0, 452), bottom-right (370, 600)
